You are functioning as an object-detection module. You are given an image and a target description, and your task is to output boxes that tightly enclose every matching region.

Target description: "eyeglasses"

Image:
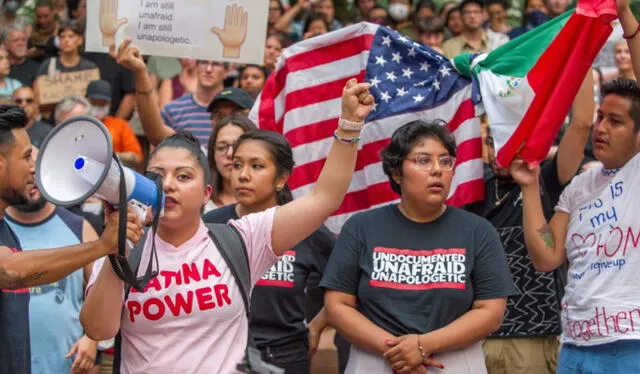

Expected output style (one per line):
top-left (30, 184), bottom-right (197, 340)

top-left (406, 154), bottom-right (456, 171)
top-left (214, 143), bottom-right (234, 154)
top-left (14, 98), bottom-right (35, 105)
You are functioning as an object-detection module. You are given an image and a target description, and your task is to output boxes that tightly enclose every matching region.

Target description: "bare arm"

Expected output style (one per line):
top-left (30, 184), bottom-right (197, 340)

top-left (110, 41), bottom-right (176, 146)
top-left (618, 0), bottom-right (640, 81)
top-left (418, 299), bottom-right (505, 353)
top-left (82, 220), bottom-right (100, 287)
top-left (0, 205), bottom-right (142, 290)
top-left (556, 69), bottom-right (594, 185)
top-left (158, 78), bottom-right (173, 109)
top-left (512, 160), bottom-right (570, 271)
top-left (0, 241), bottom-right (110, 290)
top-left (114, 93), bottom-right (135, 119)
top-left (325, 290), bottom-right (395, 355)
top-left (382, 299), bottom-right (505, 373)
top-left (274, 0), bottom-right (309, 33)
top-left (80, 259), bottom-right (125, 341)
top-left (271, 80), bottom-right (373, 255)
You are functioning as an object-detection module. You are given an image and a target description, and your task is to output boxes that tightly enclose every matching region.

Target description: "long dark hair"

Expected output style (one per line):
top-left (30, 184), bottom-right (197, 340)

top-left (232, 130), bottom-right (295, 205)
top-left (207, 115), bottom-right (257, 201)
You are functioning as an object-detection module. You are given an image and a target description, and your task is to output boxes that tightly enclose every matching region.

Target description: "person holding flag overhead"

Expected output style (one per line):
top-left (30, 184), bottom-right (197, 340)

top-left (512, 1), bottom-right (640, 372)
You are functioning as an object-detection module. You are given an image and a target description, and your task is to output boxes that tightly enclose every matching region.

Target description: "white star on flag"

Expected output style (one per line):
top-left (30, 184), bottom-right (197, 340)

top-left (375, 55), bottom-right (387, 66)
top-left (380, 91), bottom-right (392, 103)
top-left (369, 76), bottom-right (381, 87)
top-left (381, 35), bottom-right (392, 47)
top-left (385, 71), bottom-right (397, 82)
top-left (439, 66), bottom-right (451, 77)
top-left (420, 62), bottom-right (430, 72)
top-left (402, 68), bottom-right (414, 78)
top-left (397, 35), bottom-right (409, 43)
top-left (433, 79), bottom-right (440, 90)
top-left (396, 87), bottom-right (408, 97)
top-left (413, 94), bottom-right (425, 103)
top-left (407, 47), bottom-right (417, 57)
top-left (391, 52), bottom-right (402, 63)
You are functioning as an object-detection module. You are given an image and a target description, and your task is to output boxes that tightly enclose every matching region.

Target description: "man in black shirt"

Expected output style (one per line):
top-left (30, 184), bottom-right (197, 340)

top-left (0, 105), bottom-right (145, 374)
top-left (4, 26), bottom-right (40, 87)
top-left (465, 73), bottom-right (595, 374)
top-left (11, 87), bottom-right (53, 149)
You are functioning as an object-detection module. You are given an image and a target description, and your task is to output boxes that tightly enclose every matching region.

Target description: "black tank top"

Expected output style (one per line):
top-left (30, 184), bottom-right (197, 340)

top-left (0, 219), bottom-right (31, 374)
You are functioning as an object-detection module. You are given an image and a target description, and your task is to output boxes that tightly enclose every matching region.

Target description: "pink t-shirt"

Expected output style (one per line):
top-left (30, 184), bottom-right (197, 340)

top-left (87, 207), bottom-right (279, 373)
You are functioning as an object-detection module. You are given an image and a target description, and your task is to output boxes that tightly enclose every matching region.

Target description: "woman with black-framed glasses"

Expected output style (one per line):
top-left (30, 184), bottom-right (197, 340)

top-left (321, 120), bottom-right (516, 374)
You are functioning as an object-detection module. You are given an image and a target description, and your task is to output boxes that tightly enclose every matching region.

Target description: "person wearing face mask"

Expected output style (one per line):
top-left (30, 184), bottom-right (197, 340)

top-left (507, 0), bottom-right (549, 39)
top-left (85, 80), bottom-right (143, 170)
top-left (388, 0), bottom-right (416, 39)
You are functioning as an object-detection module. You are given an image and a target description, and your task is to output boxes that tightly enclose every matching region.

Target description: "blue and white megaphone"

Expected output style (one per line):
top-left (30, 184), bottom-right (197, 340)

top-left (36, 115), bottom-right (164, 290)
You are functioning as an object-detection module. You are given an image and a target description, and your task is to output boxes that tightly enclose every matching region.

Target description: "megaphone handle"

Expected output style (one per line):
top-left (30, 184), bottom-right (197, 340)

top-left (126, 200), bottom-right (148, 250)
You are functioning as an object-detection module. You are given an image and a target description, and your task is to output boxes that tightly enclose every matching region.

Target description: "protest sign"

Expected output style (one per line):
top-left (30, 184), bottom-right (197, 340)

top-left (85, 0), bottom-right (268, 65)
top-left (36, 69), bottom-right (101, 105)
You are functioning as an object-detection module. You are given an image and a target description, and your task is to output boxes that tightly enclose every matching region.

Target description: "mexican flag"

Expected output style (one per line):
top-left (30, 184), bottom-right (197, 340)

top-left (454, 0), bottom-right (615, 168)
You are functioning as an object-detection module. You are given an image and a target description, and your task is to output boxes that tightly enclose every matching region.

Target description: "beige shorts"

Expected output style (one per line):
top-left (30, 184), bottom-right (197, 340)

top-left (483, 336), bottom-right (560, 374)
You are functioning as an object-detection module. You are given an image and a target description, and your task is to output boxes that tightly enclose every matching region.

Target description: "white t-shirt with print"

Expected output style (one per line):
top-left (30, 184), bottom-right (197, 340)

top-left (556, 153), bottom-right (640, 346)
top-left (87, 207), bottom-right (279, 373)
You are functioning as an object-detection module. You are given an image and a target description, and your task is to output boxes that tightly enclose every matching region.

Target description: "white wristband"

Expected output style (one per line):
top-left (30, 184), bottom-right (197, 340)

top-left (339, 117), bottom-right (364, 131)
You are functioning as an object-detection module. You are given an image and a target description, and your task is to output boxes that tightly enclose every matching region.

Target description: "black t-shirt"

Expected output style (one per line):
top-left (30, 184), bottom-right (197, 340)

top-left (0, 219), bottom-right (30, 374)
top-left (320, 205), bottom-right (516, 337)
top-left (465, 157), bottom-right (567, 337)
top-left (82, 52), bottom-right (135, 117)
top-left (204, 204), bottom-right (335, 347)
top-left (36, 57), bottom-right (98, 77)
top-left (8, 58), bottom-right (40, 87)
top-left (27, 120), bottom-right (54, 149)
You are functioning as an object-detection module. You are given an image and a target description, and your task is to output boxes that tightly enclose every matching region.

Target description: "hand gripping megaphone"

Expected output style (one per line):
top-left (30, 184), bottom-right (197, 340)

top-left (36, 115), bottom-right (164, 291)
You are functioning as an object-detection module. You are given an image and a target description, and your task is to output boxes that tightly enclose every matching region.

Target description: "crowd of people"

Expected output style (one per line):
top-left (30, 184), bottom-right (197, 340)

top-left (1, 0), bottom-right (640, 373)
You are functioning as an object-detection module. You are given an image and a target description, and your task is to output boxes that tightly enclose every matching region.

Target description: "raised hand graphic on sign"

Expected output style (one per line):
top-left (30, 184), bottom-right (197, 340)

top-left (211, 4), bottom-right (248, 59)
top-left (100, 0), bottom-right (128, 47)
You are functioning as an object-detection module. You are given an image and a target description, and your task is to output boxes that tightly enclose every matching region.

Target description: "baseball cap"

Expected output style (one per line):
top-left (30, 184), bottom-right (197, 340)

top-left (206, 88), bottom-right (255, 113)
top-left (86, 80), bottom-right (112, 102)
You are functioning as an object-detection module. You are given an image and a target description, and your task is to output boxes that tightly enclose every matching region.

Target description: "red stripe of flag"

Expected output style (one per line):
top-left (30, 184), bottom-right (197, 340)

top-left (258, 33), bottom-right (375, 133)
top-left (284, 70), bottom-right (367, 114)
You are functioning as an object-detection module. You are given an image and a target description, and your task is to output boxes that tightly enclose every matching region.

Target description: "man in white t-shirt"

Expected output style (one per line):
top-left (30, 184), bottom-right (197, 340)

top-left (512, 77), bottom-right (640, 373)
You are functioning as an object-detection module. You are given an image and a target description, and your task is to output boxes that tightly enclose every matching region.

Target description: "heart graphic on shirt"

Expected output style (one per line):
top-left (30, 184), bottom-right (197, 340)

top-left (570, 233), bottom-right (596, 258)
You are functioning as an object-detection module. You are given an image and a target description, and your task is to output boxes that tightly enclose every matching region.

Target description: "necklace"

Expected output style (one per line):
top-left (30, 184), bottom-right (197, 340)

top-left (494, 179), bottom-right (511, 207)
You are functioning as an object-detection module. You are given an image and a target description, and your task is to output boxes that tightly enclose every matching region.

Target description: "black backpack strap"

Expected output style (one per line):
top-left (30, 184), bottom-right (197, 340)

top-left (112, 229), bottom-right (150, 374)
top-left (204, 223), bottom-right (255, 348)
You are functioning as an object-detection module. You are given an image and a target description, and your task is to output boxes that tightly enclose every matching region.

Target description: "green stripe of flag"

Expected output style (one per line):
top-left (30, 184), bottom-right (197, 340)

top-left (474, 10), bottom-right (572, 77)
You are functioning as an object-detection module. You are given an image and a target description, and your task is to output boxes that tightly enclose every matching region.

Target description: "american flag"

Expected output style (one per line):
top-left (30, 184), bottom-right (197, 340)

top-left (250, 23), bottom-right (485, 233)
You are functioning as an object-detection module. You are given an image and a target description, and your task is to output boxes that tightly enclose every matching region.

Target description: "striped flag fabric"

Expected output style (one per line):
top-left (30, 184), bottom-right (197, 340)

top-left (250, 23), bottom-right (484, 233)
top-left (458, 1), bottom-right (614, 168)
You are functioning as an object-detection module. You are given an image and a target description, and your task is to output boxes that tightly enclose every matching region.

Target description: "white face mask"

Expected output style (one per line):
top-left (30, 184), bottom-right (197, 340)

top-left (389, 3), bottom-right (410, 22)
top-left (90, 104), bottom-right (110, 120)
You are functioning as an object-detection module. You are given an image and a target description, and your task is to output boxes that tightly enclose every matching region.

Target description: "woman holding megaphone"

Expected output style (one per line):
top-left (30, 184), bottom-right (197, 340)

top-left (80, 40), bottom-right (374, 374)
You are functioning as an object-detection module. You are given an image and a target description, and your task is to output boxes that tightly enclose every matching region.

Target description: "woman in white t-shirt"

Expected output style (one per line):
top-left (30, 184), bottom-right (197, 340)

top-left (80, 40), bottom-right (374, 374)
